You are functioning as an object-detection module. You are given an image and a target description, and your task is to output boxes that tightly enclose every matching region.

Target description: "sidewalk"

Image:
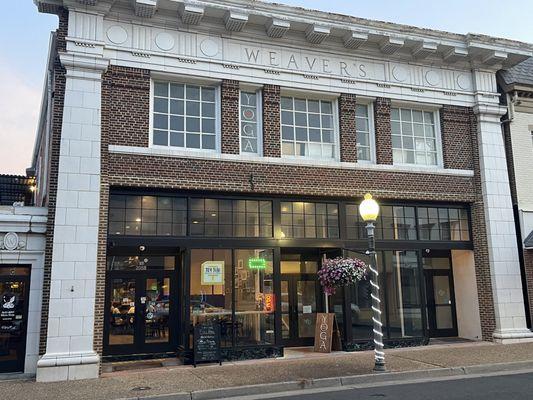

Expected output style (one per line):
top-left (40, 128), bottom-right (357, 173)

top-left (3, 341), bottom-right (533, 400)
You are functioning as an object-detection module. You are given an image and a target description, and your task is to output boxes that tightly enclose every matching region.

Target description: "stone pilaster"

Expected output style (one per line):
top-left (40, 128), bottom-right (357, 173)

top-left (474, 95), bottom-right (533, 342)
top-left (36, 53), bottom-right (109, 382)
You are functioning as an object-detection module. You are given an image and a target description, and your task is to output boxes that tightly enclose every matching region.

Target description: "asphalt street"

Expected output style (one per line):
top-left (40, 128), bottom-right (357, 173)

top-left (266, 372), bottom-right (533, 400)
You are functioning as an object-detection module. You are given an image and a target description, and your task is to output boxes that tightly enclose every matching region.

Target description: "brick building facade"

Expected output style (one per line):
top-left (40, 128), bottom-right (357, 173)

top-left (17, 0), bottom-right (533, 382)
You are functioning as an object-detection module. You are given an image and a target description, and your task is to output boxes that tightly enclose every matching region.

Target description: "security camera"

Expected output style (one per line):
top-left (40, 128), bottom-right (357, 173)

top-left (139, 245), bottom-right (146, 252)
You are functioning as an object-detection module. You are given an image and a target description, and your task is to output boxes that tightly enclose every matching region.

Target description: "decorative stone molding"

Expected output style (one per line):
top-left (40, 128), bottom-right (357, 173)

top-left (0, 232), bottom-right (26, 251)
top-left (178, 2), bottom-right (204, 25)
top-left (224, 10), bottom-right (248, 32)
top-left (133, 0), bottom-right (157, 18)
top-left (343, 30), bottom-right (368, 49)
top-left (412, 41), bottom-right (438, 59)
top-left (266, 18), bottom-right (290, 38)
top-left (379, 36), bottom-right (405, 54)
top-left (305, 24), bottom-right (330, 44)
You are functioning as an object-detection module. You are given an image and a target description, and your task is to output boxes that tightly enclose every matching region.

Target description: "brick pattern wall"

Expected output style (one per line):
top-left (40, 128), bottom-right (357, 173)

top-left (221, 80), bottom-right (240, 154)
top-left (108, 153), bottom-right (475, 202)
top-left (374, 98), bottom-right (393, 164)
top-left (94, 66), bottom-right (495, 354)
top-left (39, 8), bottom-right (68, 355)
top-left (339, 93), bottom-right (357, 163)
top-left (93, 68), bottom-right (112, 360)
top-left (469, 110), bottom-right (496, 340)
top-left (262, 85), bottom-right (281, 158)
top-left (105, 66), bottom-right (150, 147)
top-left (441, 105), bottom-right (474, 170)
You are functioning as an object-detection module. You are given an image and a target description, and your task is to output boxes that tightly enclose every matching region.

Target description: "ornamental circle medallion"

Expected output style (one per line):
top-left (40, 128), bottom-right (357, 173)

top-left (425, 70), bottom-right (441, 87)
top-left (391, 65), bottom-right (409, 82)
top-left (3, 232), bottom-right (19, 251)
top-left (200, 39), bottom-right (219, 57)
top-left (106, 25), bottom-right (128, 45)
top-left (155, 32), bottom-right (175, 51)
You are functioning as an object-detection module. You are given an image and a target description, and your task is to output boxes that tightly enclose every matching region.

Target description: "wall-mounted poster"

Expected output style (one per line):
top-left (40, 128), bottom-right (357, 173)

top-left (201, 261), bottom-right (225, 285)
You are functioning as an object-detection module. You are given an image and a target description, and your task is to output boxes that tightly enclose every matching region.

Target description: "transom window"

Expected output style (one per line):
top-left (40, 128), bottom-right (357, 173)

top-left (152, 81), bottom-right (218, 150)
top-left (391, 108), bottom-right (440, 166)
top-left (356, 104), bottom-right (374, 162)
top-left (281, 97), bottom-right (337, 160)
top-left (240, 90), bottom-right (262, 155)
top-left (281, 201), bottom-right (339, 239)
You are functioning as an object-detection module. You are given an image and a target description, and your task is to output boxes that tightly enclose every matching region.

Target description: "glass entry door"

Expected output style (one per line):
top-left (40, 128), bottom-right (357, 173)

top-left (423, 254), bottom-right (458, 338)
top-left (0, 268), bottom-right (30, 373)
top-left (105, 273), bottom-right (174, 355)
top-left (280, 275), bottom-right (318, 346)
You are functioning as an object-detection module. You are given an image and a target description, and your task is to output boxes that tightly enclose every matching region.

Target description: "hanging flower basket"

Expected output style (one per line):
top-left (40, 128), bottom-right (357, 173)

top-left (318, 257), bottom-right (368, 295)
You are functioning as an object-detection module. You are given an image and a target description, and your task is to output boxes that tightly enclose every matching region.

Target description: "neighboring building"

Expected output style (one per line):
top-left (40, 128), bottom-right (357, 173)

top-left (21, 0), bottom-right (533, 382)
top-left (499, 58), bottom-right (533, 329)
top-left (0, 175), bottom-right (35, 206)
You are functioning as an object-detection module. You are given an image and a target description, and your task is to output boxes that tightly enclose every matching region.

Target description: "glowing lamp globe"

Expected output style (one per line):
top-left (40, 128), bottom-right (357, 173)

top-left (359, 193), bottom-right (380, 222)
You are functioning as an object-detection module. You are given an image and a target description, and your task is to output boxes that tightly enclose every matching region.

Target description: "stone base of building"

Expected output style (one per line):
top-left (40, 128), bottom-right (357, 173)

top-left (493, 328), bottom-right (533, 344)
top-left (36, 352), bottom-right (100, 382)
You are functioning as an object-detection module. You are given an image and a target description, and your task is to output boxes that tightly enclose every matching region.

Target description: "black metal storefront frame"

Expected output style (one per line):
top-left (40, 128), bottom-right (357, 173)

top-left (103, 190), bottom-right (473, 361)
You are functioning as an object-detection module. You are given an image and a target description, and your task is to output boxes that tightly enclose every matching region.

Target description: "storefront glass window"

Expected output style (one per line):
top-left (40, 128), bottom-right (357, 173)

top-left (108, 278), bottom-right (136, 345)
top-left (108, 195), bottom-right (187, 237)
top-left (107, 255), bottom-right (175, 271)
top-left (384, 251), bottom-right (423, 338)
top-left (281, 201), bottom-right (339, 239)
top-left (190, 198), bottom-right (272, 238)
top-left (190, 249), bottom-right (233, 347)
top-left (418, 207), bottom-right (470, 241)
top-left (234, 249), bottom-right (275, 345)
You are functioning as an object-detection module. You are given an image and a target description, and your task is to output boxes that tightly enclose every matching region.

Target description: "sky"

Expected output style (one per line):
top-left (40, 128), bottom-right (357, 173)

top-left (1, 0), bottom-right (533, 175)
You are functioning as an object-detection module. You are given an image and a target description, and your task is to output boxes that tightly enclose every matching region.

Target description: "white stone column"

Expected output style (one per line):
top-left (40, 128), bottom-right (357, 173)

top-left (474, 96), bottom-right (533, 342)
top-left (36, 54), bottom-right (108, 382)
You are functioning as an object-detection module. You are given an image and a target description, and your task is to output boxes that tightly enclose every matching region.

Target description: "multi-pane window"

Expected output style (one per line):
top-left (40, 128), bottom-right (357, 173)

top-left (346, 204), bottom-right (469, 241)
top-left (281, 97), bottom-right (336, 159)
top-left (152, 81), bottom-right (217, 150)
top-left (281, 201), bottom-right (339, 238)
top-left (190, 198), bottom-right (272, 238)
top-left (418, 207), bottom-right (470, 241)
top-left (356, 104), bottom-right (374, 162)
top-left (391, 108), bottom-right (439, 166)
top-left (108, 195), bottom-right (187, 236)
top-left (240, 91), bottom-right (262, 155)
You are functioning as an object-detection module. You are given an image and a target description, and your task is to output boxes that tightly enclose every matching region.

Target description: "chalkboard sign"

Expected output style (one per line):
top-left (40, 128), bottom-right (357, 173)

top-left (193, 322), bottom-right (222, 367)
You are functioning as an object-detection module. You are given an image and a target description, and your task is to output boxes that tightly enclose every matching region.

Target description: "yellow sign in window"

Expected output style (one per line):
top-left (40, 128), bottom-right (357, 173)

top-left (201, 261), bottom-right (225, 285)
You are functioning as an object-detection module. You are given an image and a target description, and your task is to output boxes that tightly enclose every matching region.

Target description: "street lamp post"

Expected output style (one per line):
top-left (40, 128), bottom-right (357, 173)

top-left (359, 193), bottom-right (386, 372)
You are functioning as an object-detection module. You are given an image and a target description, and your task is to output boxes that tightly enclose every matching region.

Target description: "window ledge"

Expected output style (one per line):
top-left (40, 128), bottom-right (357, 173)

top-left (108, 145), bottom-right (474, 177)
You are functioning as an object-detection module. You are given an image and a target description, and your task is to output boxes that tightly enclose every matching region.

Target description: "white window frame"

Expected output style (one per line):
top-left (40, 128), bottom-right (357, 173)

top-left (279, 89), bottom-right (340, 162)
top-left (390, 102), bottom-right (443, 168)
top-left (239, 87), bottom-right (263, 157)
top-left (355, 100), bottom-right (376, 164)
top-left (149, 77), bottom-right (221, 153)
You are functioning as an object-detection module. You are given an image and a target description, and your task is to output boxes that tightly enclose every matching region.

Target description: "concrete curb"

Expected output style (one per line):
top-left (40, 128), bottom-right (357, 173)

top-left (123, 360), bottom-right (533, 400)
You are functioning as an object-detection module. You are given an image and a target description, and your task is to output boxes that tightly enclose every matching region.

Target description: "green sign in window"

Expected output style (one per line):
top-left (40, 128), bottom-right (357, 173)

top-left (248, 258), bottom-right (267, 270)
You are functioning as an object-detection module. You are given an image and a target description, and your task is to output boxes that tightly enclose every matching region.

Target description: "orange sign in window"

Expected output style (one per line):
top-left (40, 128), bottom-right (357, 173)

top-left (264, 293), bottom-right (275, 313)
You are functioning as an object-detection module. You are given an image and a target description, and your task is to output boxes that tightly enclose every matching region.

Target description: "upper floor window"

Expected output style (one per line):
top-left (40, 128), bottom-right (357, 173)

top-left (152, 81), bottom-right (218, 151)
top-left (356, 104), bottom-right (375, 162)
top-left (391, 107), bottom-right (440, 166)
top-left (240, 90), bottom-right (262, 155)
top-left (281, 96), bottom-right (337, 160)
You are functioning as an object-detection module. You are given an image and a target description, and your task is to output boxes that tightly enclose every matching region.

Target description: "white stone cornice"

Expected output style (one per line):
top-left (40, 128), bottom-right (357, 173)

top-left (482, 50), bottom-right (508, 66)
top-left (305, 24), bottom-right (330, 44)
top-left (133, 0), bottom-right (157, 18)
top-left (266, 18), bottom-right (290, 39)
top-left (343, 30), bottom-right (368, 49)
top-left (443, 47), bottom-right (469, 63)
top-left (59, 53), bottom-right (109, 77)
top-left (178, 1), bottom-right (204, 25)
top-left (77, 0), bottom-right (97, 5)
top-left (473, 103), bottom-right (507, 119)
top-left (412, 41), bottom-right (438, 59)
top-left (224, 10), bottom-right (248, 32)
top-left (379, 36), bottom-right (405, 54)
